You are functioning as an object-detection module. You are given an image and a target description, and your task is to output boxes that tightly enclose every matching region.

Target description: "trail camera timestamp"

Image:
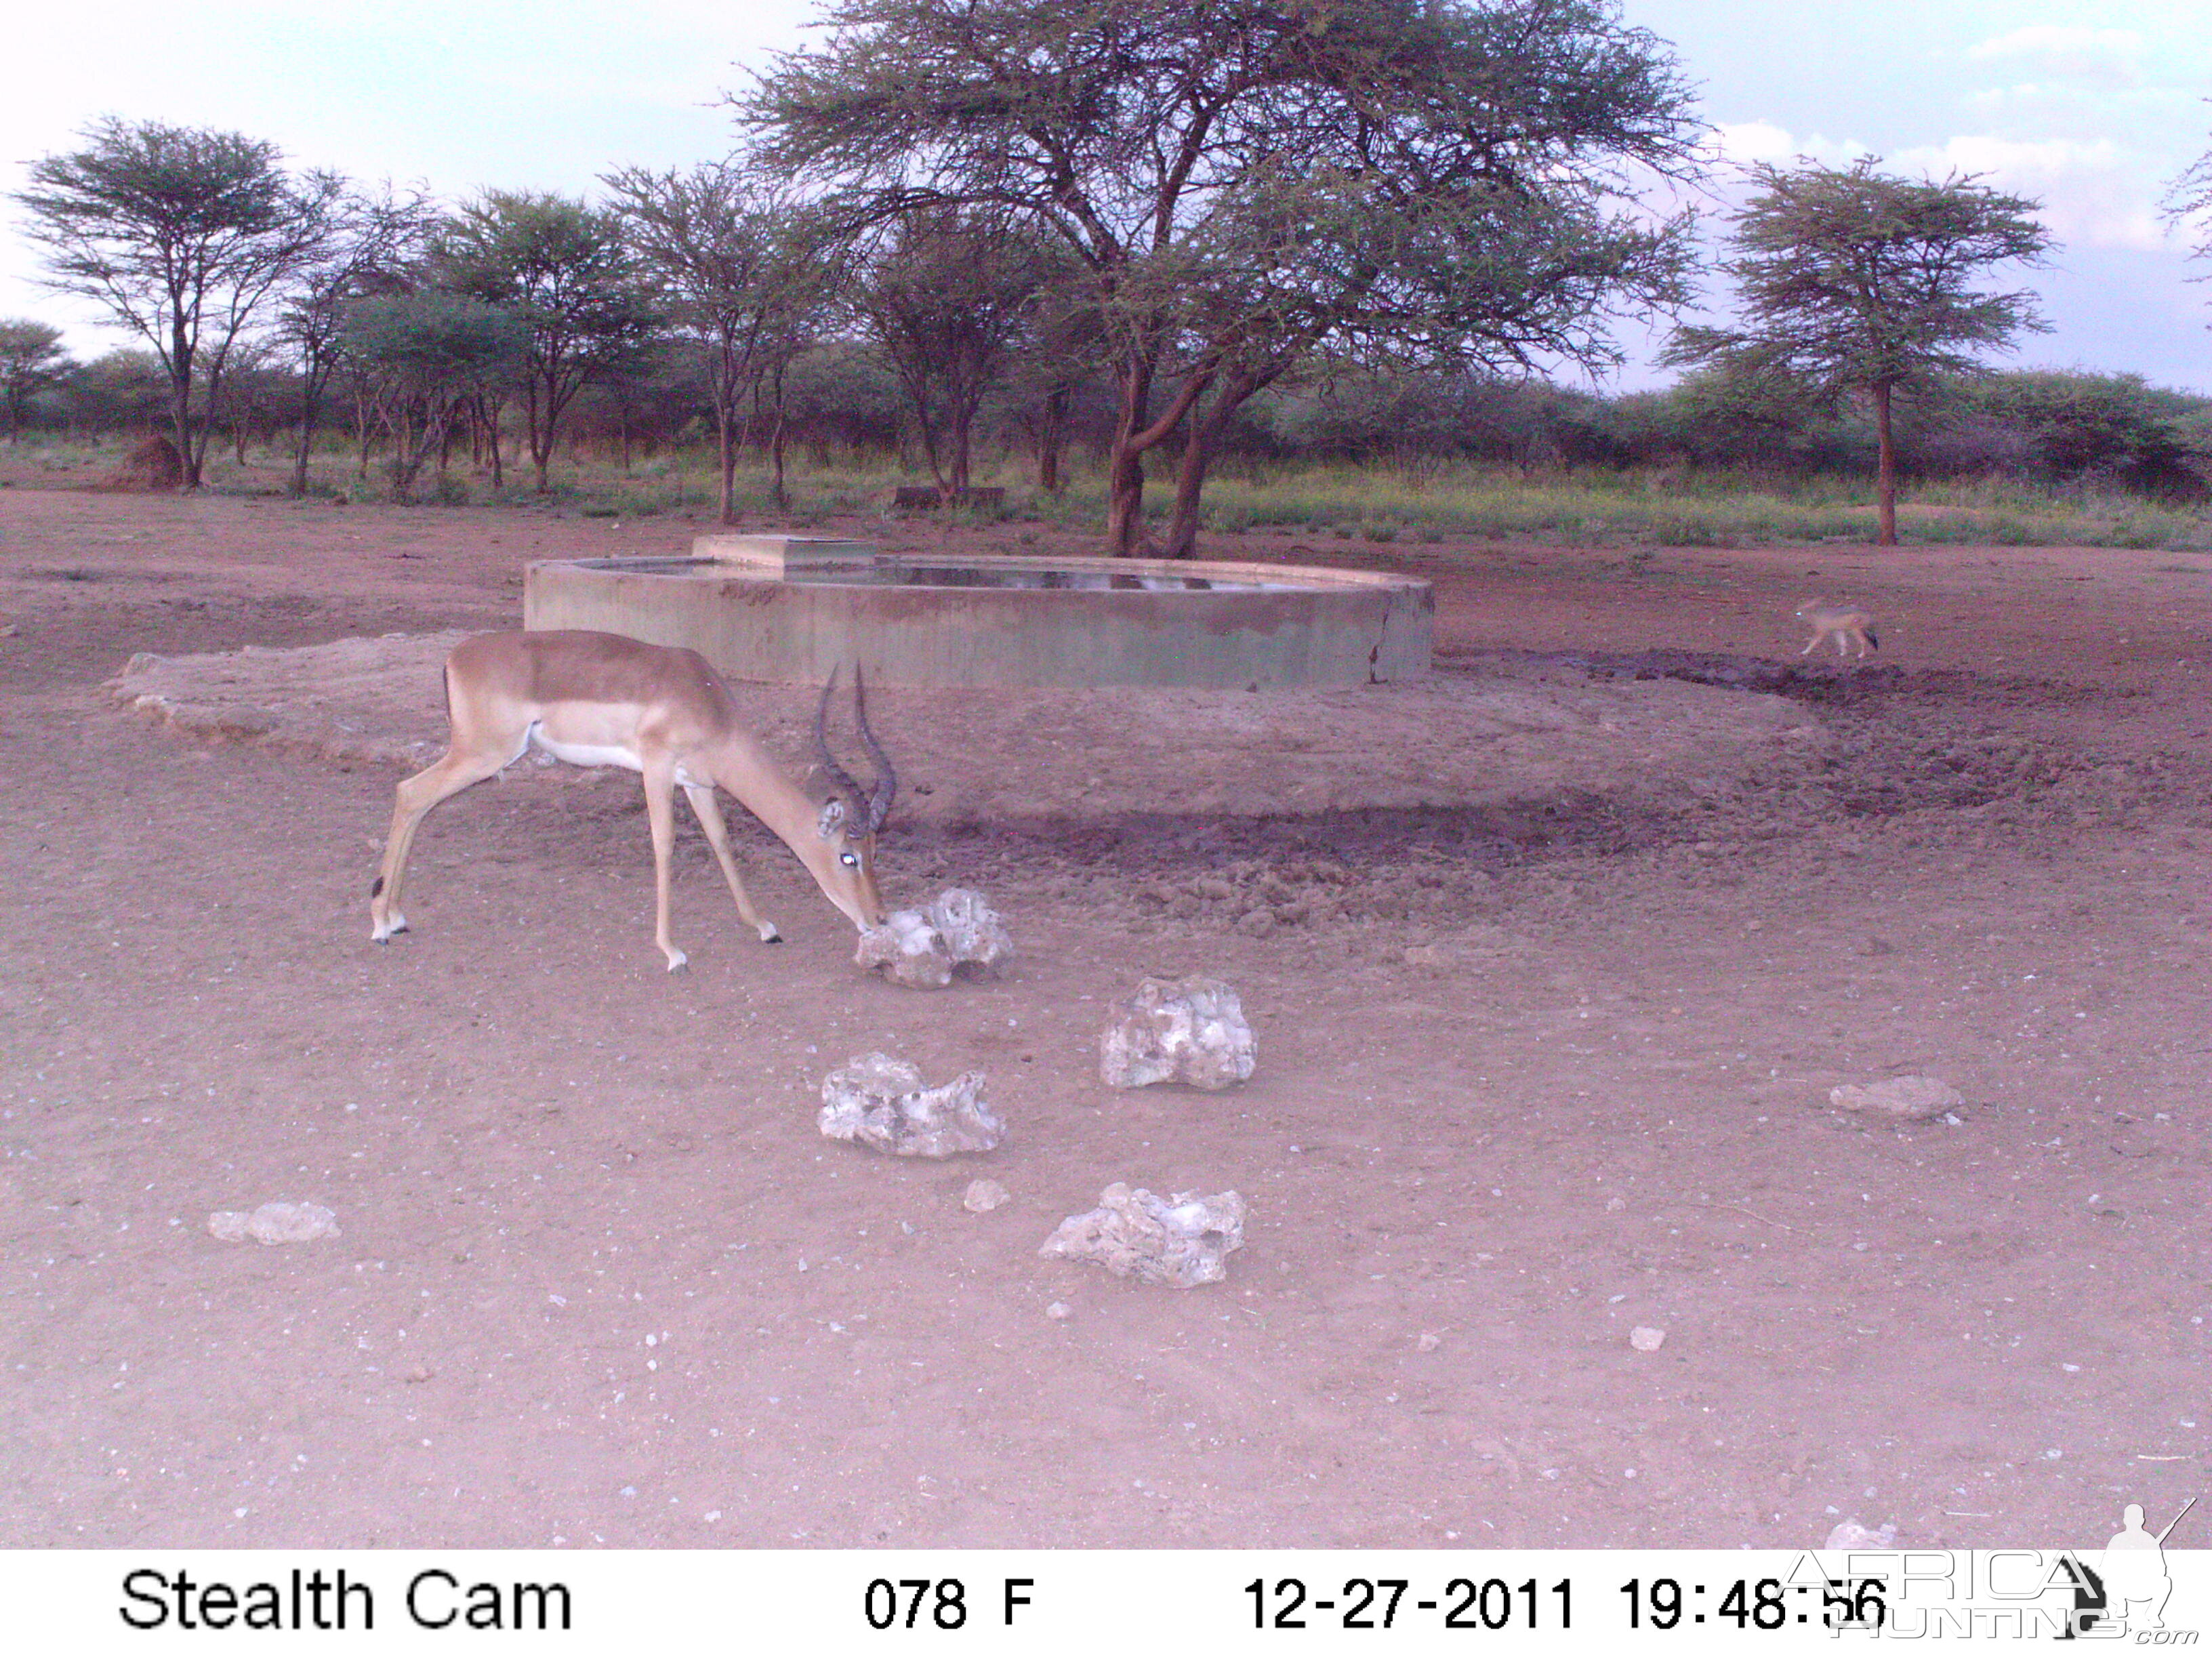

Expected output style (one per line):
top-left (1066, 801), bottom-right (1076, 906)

top-left (1247, 1575), bottom-right (1573, 1631)
top-left (1621, 1576), bottom-right (1889, 1631)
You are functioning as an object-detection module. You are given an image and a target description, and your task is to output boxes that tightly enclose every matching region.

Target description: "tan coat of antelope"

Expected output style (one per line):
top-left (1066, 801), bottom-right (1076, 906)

top-left (369, 630), bottom-right (894, 968)
top-left (1796, 599), bottom-right (1880, 659)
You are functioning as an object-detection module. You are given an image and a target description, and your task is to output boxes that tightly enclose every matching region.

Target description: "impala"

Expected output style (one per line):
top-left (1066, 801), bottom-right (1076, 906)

top-left (369, 630), bottom-right (895, 969)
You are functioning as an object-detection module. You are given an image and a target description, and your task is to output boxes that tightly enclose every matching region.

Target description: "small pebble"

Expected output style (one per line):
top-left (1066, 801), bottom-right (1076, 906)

top-left (1416, 1332), bottom-right (1442, 1353)
top-left (1629, 1326), bottom-right (1666, 1353)
top-left (1046, 1301), bottom-right (1071, 1320)
top-left (1824, 1519), bottom-right (1898, 1549)
top-left (963, 1179), bottom-right (1010, 1214)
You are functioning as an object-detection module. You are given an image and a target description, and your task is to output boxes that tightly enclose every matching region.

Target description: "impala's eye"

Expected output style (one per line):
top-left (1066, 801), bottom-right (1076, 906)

top-left (840, 852), bottom-right (859, 868)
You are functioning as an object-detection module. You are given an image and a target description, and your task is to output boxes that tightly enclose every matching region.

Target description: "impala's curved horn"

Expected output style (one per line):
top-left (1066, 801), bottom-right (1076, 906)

top-left (814, 668), bottom-right (869, 825)
top-left (853, 665), bottom-right (897, 834)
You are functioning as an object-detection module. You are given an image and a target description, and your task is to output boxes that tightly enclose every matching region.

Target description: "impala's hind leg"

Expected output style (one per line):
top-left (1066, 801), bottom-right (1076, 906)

top-left (684, 783), bottom-right (781, 943)
top-left (370, 730), bottom-right (529, 942)
top-left (642, 758), bottom-right (690, 971)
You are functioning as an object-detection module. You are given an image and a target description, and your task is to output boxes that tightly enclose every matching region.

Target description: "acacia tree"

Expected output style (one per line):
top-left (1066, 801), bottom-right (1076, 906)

top-left (602, 165), bottom-right (834, 521)
top-left (341, 293), bottom-right (528, 501)
top-left (851, 207), bottom-right (1054, 499)
top-left (2163, 125), bottom-right (2212, 272)
top-left (0, 319), bottom-right (76, 441)
top-left (1012, 265), bottom-right (1105, 494)
top-left (13, 119), bottom-right (344, 487)
top-left (1664, 159), bottom-right (2053, 546)
top-left (435, 191), bottom-right (657, 492)
top-left (274, 183), bottom-right (438, 493)
top-left (744, 0), bottom-right (1700, 556)
top-left (60, 350), bottom-right (168, 438)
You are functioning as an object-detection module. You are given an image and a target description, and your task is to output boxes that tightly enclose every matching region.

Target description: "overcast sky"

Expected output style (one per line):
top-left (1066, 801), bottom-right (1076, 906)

top-left (5, 0), bottom-right (2209, 392)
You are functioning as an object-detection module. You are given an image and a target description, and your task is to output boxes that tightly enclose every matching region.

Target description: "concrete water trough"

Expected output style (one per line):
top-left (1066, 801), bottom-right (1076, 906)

top-left (523, 534), bottom-right (1433, 689)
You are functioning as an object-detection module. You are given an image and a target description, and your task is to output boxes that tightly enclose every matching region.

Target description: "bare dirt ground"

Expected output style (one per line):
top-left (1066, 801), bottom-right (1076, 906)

top-left (1, 483), bottom-right (2207, 1551)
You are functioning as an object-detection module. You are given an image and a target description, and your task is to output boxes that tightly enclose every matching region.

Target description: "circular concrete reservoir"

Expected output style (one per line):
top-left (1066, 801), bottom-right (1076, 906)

top-left (523, 534), bottom-right (1433, 689)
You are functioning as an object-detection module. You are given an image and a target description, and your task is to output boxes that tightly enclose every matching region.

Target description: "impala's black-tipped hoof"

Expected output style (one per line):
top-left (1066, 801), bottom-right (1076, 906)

top-left (764, 932), bottom-right (784, 945)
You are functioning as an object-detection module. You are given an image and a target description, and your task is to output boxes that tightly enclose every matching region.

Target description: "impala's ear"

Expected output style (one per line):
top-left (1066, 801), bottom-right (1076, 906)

top-left (816, 798), bottom-right (848, 840)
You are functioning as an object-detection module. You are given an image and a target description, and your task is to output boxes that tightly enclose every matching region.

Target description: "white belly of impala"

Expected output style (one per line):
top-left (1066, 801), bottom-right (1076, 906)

top-left (529, 729), bottom-right (644, 772)
top-left (525, 726), bottom-right (710, 790)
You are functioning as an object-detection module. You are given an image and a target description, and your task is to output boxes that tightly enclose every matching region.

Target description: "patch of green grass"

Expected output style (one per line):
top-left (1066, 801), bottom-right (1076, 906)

top-left (14, 436), bottom-right (2210, 551)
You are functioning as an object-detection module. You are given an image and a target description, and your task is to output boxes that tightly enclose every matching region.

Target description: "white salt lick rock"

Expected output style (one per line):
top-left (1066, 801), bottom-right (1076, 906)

top-left (818, 1053), bottom-right (1004, 1157)
top-left (1829, 1075), bottom-right (1963, 1122)
top-left (855, 888), bottom-right (1014, 989)
top-left (1099, 975), bottom-right (1256, 1090)
top-left (207, 1201), bottom-right (341, 1245)
top-left (1039, 1183), bottom-right (1246, 1288)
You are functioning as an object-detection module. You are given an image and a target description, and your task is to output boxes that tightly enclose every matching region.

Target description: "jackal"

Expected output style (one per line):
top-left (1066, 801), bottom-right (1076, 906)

top-left (1797, 599), bottom-right (1879, 659)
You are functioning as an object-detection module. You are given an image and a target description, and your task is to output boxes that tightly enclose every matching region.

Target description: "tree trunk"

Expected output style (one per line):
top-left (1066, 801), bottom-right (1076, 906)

top-left (1158, 372), bottom-right (1260, 560)
top-left (1104, 355), bottom-right (1157, 555)
top-left (291, 379), bottom-right (321, 495)
top-left (353, 384), bottom-right (373, 483)
top-left (1104, 341), bottom-right (1230, 556)
top-left (168, 315), bottom-right (198, 490)
top-left (391, 404), bottom-right (419, 503)
top-left (1036, 384), bottom-right (1067, 494)
top-left (769, 363), bottom-right (790, 512)
top-left (190, 353), bottom-right (226, 488)
top-left (169, 375), bottom-right (197, 490)
top-left (482, 396), bottom-right (506, 491)
top-left (947, 399), bottom-right (972, 497)
top-left (525, 379), bottom-right (552, 493)
top-left (1874, 381), bottom-right (1898, 547)
top-left (714, 382), bottom-right (738, 526)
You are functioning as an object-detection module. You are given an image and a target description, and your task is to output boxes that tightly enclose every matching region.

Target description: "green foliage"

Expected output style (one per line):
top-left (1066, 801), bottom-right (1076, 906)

top-left (12, 117), bottom-right (344, 484)
top-left (435, 190), bottom-right (658, 489)
top-left (1665, 158), bottom-right (2055, 398)
top-left (745, 0), bottom-right (1703, 553)
top-left (342, 292), bottom-right (527, 385)
top-left (62, 348), bottom-right (170, 430)
top-left (600, 165), bottom-right (842, 516)
top-left (1665, 157), bottom-right (2055, 543)
top-left (1965, 370), bottom-right (2210, 498)
top-left (0, 317), bottom-right (75, 437)
top-left (852, 207), bottom-right (1059, 494)
top-left (341, 292), bottom-right (527, 500)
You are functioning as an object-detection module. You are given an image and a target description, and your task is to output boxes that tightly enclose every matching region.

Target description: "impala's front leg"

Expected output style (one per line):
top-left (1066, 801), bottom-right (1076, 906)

top-left (641, 760), bottom-right (687, 971)
top-left (371, 741), bottom-right (518, 942)
top-left (683, 783), bottom-right (781, 943)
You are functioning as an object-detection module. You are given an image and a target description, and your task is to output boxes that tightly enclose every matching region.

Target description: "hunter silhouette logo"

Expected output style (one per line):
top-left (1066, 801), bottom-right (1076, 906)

top-left (2083, 1497), bottom-right (2196, 1637)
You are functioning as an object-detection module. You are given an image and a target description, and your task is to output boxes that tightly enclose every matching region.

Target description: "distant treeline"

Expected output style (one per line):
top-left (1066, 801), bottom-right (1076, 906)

top-left (11, 346), bottom-right (2207, 501)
